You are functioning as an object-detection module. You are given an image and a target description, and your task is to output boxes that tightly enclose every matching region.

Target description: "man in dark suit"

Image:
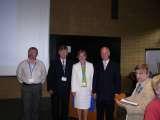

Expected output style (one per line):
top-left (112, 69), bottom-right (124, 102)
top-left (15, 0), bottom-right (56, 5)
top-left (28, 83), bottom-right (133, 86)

top-left (47, 45), bottom-right (73, 120)
top-left (92, 46), bottom-right (121, 120)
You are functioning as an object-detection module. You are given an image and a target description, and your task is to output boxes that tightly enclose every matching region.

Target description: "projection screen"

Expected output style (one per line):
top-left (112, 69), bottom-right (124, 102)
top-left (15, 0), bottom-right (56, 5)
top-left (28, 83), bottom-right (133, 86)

top-left (0, 0), bottom-right (50, 76)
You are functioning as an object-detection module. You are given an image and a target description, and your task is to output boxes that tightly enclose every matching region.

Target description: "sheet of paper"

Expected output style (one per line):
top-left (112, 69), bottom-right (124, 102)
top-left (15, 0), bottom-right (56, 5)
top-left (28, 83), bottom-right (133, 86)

top-left (120, 98), bottom-right (138, 106)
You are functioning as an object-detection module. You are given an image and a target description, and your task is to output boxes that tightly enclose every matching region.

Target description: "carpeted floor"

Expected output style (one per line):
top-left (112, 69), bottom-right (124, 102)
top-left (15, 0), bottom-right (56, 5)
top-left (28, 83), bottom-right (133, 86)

top-left (0, 97), bottom-right (125, 120)
top-left (0, 97), bottom-right (52, 120)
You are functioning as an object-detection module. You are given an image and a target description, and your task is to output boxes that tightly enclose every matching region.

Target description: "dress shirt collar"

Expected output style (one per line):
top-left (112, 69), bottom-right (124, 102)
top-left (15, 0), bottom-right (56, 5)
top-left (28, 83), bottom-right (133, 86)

top-left (137, 78), bottom-right (149, 87)
top-left (60, 58), bottom-right (66, 65)
top-left (103, 59), bottom-right (110, 66)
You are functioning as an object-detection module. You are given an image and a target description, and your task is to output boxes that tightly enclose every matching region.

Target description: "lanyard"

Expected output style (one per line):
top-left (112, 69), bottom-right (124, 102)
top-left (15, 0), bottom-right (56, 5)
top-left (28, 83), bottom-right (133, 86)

top-left (28, 62), bottom-right (36, 77)
top-left (81, 63), bottom-right (87, 87)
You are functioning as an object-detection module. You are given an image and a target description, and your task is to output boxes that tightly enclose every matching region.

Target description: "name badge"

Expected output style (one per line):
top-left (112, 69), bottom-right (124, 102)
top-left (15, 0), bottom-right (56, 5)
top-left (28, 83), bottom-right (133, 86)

top-left (61, 77), bottom-right (67, 82)
top-left (28, 78), bottom-right (34, 83)
top-left (81, 82), bottom-right (87, 87)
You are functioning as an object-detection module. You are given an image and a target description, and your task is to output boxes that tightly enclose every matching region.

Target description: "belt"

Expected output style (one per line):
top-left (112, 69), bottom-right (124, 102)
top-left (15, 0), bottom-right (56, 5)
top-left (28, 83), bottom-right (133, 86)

top-left (22, 82), bottom-right (41, 86)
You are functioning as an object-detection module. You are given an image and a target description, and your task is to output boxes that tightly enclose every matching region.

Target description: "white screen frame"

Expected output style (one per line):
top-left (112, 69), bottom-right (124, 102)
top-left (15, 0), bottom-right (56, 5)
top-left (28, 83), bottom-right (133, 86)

top-left (0, 0), bottom-right (50, 76)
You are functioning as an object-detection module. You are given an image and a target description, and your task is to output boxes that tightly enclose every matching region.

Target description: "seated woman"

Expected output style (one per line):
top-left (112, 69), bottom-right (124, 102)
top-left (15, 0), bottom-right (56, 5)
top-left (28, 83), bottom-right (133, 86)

top-left (144, 75), bottom-right (160, 120)
top-left (115, 64), bottom-right (155, 120)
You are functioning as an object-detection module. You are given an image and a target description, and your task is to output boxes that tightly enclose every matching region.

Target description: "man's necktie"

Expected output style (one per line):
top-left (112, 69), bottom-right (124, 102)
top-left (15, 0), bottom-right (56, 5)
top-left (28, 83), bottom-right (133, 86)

top-left (62, 60), bottom-right (65, 74)
top-left (135, 83), bottom-right (143, 94)
top-left (103, 61), bottom-right (107, 70)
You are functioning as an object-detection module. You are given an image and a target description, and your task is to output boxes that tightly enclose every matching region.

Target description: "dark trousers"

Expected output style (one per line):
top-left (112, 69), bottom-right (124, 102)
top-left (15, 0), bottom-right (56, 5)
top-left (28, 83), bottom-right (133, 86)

top-left (51, 93), bottom-right (69, 120)
top-left (21, 84), bottom-right (42, 120)
top-left (96, 100), bottom-right (115, 120)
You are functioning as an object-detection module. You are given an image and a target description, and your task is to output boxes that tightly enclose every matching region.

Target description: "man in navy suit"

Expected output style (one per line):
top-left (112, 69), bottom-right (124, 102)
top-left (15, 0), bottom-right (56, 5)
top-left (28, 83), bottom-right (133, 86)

top-left (47, 45), bottom-right (73, 120)
top-left (93, 46), bottom-right (121, 120)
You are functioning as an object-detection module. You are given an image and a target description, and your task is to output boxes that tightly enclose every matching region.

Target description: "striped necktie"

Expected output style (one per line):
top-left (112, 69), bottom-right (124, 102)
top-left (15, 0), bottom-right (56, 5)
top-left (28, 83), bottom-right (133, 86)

top-left (135, 83), bottom-right (143, 94)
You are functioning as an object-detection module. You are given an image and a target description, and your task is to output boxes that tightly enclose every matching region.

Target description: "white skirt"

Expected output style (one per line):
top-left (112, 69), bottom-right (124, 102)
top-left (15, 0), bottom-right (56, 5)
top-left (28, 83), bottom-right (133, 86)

top-left (74, 88), bottom-right (91, 109)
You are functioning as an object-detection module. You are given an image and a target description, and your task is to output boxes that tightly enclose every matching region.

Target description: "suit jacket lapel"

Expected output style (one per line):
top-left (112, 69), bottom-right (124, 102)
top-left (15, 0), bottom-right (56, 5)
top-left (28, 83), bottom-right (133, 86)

top-left (78, 62), bottom-right (82, 80)
top-left (85, 62), bottom-right (89, 78)
top-left (65, 59), bottom-right (69, 74)
top-left (57, 58), bottom-right (65, 74)
top-left (100, 61), bottom-right (104, 71)
top-left (105, 61), bottom-right (111, 70)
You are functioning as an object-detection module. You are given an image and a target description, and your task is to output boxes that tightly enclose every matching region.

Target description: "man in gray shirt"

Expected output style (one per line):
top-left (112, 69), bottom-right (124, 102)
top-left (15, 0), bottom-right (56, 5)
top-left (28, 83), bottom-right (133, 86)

top-left (16, 47), bottom-right (47, 120)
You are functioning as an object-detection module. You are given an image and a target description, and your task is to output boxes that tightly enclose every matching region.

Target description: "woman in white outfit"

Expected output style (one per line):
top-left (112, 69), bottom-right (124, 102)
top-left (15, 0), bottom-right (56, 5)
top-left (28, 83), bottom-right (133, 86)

top-left (71, 50), bottom-right (94, 120)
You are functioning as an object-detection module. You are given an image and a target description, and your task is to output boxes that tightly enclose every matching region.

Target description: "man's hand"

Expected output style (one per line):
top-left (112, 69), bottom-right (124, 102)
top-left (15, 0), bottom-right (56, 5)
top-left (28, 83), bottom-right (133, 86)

top-left (114, 93), bottom-right (126, 107)
top-left (72, 92), bottom-right (76, 96)
top-left (49, 90), bottom-right (54, 95)
top-left (114, 97), bottom-right (122, 106)
top-left (92, 93), bottom-right (96, 99)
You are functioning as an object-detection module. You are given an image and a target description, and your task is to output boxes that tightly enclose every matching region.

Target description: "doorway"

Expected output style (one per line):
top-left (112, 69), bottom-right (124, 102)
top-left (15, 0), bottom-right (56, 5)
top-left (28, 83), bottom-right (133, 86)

top-left (50, 34), bottom-right (121, 65)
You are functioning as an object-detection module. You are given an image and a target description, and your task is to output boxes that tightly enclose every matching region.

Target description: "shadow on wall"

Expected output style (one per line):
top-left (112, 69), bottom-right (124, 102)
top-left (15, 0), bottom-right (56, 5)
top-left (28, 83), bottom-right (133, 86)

top-left (122, 72), bottom-right (137, 97)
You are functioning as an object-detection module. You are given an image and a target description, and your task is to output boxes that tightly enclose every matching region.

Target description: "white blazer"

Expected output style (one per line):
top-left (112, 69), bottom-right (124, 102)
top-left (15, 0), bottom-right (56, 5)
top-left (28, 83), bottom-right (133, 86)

top-left (71, 61), bottom-right (94, 93)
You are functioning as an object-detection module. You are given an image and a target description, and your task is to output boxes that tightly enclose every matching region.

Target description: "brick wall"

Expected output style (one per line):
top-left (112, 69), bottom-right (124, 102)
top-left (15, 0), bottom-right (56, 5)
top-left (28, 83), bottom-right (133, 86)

top-left (0, 0), bottom-right (160, 98)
